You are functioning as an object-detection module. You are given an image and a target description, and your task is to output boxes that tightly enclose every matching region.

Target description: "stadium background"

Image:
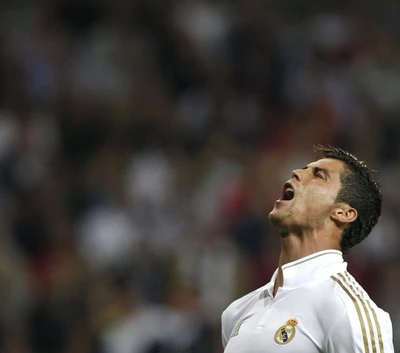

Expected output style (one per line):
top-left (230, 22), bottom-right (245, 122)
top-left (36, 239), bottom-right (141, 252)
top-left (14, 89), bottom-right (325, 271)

top-left (0, 0), bottom-right (399, 352)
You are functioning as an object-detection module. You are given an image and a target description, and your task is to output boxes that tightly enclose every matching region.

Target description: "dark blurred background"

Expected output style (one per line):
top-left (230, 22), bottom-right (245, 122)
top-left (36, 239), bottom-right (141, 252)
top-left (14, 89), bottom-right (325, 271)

top-left (0, 0), bottom-right (399, 352)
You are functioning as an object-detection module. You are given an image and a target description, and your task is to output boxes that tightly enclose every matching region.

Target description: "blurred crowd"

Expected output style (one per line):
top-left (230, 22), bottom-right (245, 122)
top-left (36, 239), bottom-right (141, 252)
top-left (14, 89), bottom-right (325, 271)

top-left (0, 0), bottom-right (399, 352)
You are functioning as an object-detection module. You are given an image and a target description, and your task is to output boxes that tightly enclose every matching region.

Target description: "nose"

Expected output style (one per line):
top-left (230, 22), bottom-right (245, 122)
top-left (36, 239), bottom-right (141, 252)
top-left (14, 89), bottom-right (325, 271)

top-left (292, 169), bottom-right (301, 181)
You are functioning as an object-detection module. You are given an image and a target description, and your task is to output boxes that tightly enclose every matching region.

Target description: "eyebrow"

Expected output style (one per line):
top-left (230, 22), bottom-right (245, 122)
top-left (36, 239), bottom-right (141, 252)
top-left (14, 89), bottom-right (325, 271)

top-left (303, 165), bottom-right (331, 179)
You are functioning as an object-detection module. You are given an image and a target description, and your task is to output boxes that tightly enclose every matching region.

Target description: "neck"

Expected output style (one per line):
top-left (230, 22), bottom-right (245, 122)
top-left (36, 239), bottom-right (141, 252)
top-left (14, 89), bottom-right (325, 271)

top-left (272, 229), bottom-right (341, 296)
top-left (279, 224), bottom-right (341, 266)
top-left (278, 235), bottom-right (317, 267)
top-left (278, 229), bottom-right (341, 267)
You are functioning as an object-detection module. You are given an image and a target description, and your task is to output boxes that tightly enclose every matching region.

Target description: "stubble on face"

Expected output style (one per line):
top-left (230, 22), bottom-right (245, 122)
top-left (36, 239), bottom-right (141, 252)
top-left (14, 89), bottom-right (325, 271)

top-left (269, 208), bottom-right (303, 237)
top-left (268, 158), bottom-right (346, 236)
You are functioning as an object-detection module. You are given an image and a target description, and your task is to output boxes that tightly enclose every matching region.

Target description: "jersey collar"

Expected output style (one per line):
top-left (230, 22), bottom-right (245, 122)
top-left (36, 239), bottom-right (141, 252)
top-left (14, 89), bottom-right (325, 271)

top-left (264, 249), bottom-right (345, 297)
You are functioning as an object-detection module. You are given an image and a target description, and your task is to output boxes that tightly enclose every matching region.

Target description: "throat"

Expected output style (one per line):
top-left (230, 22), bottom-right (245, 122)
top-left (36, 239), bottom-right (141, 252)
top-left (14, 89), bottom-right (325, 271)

top-left (278, 229), bottom-right (341, 267)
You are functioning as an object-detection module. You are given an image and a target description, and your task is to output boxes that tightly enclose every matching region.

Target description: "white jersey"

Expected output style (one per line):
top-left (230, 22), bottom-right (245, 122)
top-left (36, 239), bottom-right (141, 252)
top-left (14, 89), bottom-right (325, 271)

top-left (221, 250), bottom-right (394, 353)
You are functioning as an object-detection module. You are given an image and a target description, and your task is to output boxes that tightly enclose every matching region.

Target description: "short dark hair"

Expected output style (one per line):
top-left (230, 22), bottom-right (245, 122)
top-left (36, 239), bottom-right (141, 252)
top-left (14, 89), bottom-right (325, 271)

top-left (313, 145), bottom-right (382, 254)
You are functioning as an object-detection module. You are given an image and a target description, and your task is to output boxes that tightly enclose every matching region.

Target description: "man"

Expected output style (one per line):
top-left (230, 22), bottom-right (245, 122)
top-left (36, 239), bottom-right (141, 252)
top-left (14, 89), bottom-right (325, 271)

top-left (221, 145), bottom-right (394, 353)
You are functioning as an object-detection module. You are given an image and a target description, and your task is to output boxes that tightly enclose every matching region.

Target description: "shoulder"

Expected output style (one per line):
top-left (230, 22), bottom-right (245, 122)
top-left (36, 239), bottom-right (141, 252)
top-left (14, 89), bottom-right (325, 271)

top-left (221, 286), bottom-right (263, 324)
top-left (321, 271), bottom-right (394, 353)
top-left (325, 270), bottom-right (391, 322)
top-left (221, 286), bottom-right (265, 346)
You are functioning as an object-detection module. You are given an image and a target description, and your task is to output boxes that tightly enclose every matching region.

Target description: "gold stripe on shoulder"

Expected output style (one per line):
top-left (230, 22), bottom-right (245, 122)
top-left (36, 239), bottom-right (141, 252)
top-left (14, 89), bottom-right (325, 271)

top-left (367, 301), bottom-right (385, 353)
top-left (345, 272), bottom-right (366, 299)
top-left (344, 272), bottom-right (385, 353)
top-left (340, 273), bottom-right (377, 353)
top-left (330, 275), bottom-right (370, 353)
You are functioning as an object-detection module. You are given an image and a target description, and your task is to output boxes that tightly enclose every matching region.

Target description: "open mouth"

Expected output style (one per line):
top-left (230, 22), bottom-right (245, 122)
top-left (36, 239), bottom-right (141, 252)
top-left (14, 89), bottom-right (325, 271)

top-left (280, 182), bottom-right (295, 201)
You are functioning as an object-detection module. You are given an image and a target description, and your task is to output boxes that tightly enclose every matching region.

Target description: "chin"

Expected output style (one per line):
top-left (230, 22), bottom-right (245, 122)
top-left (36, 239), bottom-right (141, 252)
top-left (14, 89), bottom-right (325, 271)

top-left (269, 209), bottom-right (286, 232)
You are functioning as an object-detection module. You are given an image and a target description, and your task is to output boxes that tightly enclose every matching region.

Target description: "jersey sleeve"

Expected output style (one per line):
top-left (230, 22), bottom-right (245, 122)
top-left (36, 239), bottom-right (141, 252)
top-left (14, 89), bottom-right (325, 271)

top-left (326, 305), bottom-right (394, 353)
top-left (221, 308), bottom-right (232, 348)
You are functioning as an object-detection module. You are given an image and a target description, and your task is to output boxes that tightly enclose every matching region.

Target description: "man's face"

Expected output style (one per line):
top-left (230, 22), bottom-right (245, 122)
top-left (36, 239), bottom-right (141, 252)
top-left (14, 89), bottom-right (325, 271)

top-left (269, 158), bottom-right (347, 233)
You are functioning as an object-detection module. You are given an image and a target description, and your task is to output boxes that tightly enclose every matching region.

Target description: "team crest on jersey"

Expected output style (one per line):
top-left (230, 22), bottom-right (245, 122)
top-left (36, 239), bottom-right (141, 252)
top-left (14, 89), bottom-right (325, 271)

top-left (274, 318), bottom-right (298, 345)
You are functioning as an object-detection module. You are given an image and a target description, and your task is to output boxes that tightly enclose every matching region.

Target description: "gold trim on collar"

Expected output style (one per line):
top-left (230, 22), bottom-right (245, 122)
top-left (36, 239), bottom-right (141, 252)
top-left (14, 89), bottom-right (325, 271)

top-left (282, 251), bottom-right (342, 271)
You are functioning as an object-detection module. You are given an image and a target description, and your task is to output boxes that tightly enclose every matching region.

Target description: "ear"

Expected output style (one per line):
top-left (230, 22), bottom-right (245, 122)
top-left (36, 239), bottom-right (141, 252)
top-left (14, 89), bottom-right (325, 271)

top-left (330, 204), bottom-right (358, 225)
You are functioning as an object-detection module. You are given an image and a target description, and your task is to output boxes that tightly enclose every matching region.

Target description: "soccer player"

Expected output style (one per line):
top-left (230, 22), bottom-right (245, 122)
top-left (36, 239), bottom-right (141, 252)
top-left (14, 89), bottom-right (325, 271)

top-left (221, 145), bottom-right (394, 353)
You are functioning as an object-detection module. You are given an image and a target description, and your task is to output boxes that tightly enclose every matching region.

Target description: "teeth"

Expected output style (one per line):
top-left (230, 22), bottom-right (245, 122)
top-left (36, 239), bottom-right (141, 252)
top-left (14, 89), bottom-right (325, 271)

top-left (286, 187), bottom-right (294, 192)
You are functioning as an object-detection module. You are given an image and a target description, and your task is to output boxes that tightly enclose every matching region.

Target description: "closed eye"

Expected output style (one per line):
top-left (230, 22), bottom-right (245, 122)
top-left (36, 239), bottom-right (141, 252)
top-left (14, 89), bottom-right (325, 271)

top-left (313, 167), bottom-right (325, 179)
